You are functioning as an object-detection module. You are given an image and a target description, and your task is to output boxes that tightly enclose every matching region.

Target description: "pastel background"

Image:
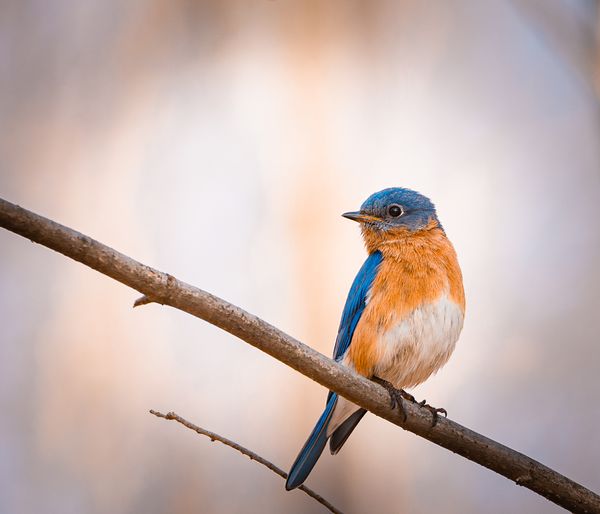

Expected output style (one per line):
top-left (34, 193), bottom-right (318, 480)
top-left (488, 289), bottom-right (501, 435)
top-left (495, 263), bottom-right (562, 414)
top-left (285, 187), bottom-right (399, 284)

top-left (1, 1), bottom-right (599, 513)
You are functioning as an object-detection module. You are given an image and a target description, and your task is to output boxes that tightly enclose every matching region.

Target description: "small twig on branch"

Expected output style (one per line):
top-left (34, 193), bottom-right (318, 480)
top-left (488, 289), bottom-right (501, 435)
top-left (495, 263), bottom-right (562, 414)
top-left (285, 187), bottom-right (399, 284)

top-left (149, 409), bottom-right (343, 514)
top-left (133, 295), bottom-right (154, 307)
top-left (1, 197), bottom-right (600, 514)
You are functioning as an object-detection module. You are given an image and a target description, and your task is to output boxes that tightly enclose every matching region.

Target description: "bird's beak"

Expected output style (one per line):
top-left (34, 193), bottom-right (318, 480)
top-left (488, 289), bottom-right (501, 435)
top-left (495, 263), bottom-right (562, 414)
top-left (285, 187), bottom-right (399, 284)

top-left (342, 211), bottom-right (381, 223)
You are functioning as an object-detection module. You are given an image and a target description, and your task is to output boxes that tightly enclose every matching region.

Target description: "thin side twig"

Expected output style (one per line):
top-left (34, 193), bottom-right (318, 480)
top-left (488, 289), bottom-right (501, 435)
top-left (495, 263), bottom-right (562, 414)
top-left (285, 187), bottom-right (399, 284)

top-left (133, 295), bottom-right (155, 307)
top-left (1, 198), bottom-right (600, 513)
top-left (149, 410), bottom-right (343, 514)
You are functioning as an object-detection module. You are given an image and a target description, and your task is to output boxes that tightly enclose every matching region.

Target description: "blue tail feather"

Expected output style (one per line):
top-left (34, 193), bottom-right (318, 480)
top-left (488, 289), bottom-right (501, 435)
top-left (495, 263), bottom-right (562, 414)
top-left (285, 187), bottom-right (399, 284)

top-left (285, 393), bottom-right (338, 490)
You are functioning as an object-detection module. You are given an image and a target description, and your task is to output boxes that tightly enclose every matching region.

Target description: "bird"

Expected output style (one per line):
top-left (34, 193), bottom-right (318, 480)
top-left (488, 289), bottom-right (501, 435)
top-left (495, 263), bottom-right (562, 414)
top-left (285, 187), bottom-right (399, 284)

top-left (285, 187), bottom-right (465, 491)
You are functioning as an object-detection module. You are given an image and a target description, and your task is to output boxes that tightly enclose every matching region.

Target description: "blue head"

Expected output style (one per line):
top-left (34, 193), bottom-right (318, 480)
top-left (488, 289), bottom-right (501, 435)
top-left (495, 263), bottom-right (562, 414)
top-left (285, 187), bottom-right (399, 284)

top-left (343, 187), bottom-right (440, 233)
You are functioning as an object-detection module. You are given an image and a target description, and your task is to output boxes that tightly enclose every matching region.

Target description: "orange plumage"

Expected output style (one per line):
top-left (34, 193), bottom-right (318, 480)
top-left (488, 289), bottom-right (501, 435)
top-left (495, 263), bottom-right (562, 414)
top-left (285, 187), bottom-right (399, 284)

top-left (348, 219), bottom-right (465, 381)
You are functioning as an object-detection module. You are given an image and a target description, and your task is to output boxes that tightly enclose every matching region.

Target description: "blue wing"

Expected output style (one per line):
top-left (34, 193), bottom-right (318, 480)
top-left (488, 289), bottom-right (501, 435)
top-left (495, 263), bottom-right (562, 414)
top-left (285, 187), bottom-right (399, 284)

top-left (327, 250), bottom-right (382, 453)
top-left (286, 251), bottom-right (383, 490)
top-left (331, 250), bottom-right (383, 361)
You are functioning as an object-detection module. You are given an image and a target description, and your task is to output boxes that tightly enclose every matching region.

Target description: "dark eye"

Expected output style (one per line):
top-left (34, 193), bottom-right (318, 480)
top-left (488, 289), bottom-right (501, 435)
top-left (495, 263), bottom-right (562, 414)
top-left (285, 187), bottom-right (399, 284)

top-left (387, 204), bottom-right (404, 218)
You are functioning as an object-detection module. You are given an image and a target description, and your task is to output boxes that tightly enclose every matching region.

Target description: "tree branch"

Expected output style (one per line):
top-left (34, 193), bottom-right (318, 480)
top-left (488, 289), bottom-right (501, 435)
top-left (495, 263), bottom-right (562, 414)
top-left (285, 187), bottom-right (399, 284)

top-left (149, 410), bottom-right (343, 514)
top-left (1, 197), bottom-right (599, 514)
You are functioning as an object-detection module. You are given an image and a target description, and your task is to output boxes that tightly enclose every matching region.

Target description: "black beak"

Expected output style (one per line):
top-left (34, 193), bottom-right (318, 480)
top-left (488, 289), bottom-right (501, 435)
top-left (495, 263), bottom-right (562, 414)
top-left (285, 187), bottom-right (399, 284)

top-left (342, 211), bottom-right (362, 222)
top-left (342, 211), bottom-right (381, 223)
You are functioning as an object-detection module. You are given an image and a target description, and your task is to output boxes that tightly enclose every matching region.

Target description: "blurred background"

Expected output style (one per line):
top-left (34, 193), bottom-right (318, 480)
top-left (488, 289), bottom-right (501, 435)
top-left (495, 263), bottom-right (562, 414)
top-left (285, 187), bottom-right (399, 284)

top-left (1, 1), bottom-right (600, 513)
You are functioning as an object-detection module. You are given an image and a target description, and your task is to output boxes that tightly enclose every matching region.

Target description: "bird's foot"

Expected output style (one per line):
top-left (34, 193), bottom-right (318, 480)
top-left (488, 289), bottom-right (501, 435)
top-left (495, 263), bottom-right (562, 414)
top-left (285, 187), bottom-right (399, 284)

top-left (372, 377), bottom-right (448, 427)
top-left (416, 399), bottom-right (447, 427)
top-left (371, 376), bottom-right (415, 422)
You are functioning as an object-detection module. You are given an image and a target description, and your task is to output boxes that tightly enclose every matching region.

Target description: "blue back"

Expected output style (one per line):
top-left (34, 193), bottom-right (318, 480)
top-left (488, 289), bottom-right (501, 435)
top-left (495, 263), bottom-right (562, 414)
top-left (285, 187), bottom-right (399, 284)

top-left (332, 250), bottom-right (383, 361)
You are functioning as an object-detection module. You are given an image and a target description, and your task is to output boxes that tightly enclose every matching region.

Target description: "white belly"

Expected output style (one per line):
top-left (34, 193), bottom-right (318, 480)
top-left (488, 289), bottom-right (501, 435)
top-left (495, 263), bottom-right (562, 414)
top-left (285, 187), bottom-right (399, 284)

top-left (374, 293), bottom-right (464, 388)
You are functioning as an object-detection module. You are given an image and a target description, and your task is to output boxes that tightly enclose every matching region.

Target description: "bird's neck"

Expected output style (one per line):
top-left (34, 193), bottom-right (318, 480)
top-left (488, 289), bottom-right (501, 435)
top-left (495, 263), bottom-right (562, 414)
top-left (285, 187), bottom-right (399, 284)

top-left (361, 219), bottom-right (444, 255)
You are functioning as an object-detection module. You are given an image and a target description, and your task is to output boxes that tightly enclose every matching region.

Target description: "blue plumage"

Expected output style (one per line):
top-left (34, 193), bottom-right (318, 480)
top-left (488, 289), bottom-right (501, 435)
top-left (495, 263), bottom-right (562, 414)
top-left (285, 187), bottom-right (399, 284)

top-left (350, 187), bottom-right (442, 232)
top-left (333, 250), bottom-right (383, 361)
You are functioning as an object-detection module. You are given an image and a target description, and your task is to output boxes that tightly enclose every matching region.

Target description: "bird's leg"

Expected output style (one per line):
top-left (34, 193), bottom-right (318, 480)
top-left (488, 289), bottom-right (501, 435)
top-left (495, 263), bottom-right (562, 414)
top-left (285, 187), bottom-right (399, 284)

top-left (371, 376), bottom-right (415, 422)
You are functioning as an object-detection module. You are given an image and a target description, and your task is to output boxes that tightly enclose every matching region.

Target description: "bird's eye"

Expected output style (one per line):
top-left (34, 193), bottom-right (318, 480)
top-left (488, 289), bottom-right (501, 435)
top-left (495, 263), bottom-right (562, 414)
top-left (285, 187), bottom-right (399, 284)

top-left (387, 204), bottom-right (404, 218)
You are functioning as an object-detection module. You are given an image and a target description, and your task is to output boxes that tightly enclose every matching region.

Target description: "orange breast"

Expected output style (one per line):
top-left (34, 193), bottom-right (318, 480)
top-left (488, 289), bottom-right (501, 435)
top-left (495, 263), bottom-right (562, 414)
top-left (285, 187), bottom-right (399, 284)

top-left (346, 223), bottom-right (465, 377)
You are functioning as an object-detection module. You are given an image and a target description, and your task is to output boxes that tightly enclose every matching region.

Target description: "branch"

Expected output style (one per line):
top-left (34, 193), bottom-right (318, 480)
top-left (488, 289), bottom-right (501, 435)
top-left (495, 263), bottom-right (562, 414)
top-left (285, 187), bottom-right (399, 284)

top-left (1, 197), bottom-right (599, 514)
top-left (149, 410), bottom-right (343, 514)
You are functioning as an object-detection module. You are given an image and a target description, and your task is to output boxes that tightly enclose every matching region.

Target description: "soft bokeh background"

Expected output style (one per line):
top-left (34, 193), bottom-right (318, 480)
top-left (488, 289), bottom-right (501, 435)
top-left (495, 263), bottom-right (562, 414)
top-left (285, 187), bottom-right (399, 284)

top-left (1, 1), bottom-right (600, 513)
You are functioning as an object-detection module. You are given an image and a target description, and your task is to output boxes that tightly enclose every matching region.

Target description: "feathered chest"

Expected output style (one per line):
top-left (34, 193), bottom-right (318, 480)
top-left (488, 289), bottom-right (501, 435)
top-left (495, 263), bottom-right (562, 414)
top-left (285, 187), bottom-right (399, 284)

top-left (345, 230), bottom-right (465, 385)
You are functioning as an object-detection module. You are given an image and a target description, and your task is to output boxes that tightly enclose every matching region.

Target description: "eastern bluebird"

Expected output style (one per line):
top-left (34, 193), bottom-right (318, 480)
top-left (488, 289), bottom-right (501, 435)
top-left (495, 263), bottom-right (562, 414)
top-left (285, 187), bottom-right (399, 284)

top-left (285, 187), bottom-right (465, 490)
